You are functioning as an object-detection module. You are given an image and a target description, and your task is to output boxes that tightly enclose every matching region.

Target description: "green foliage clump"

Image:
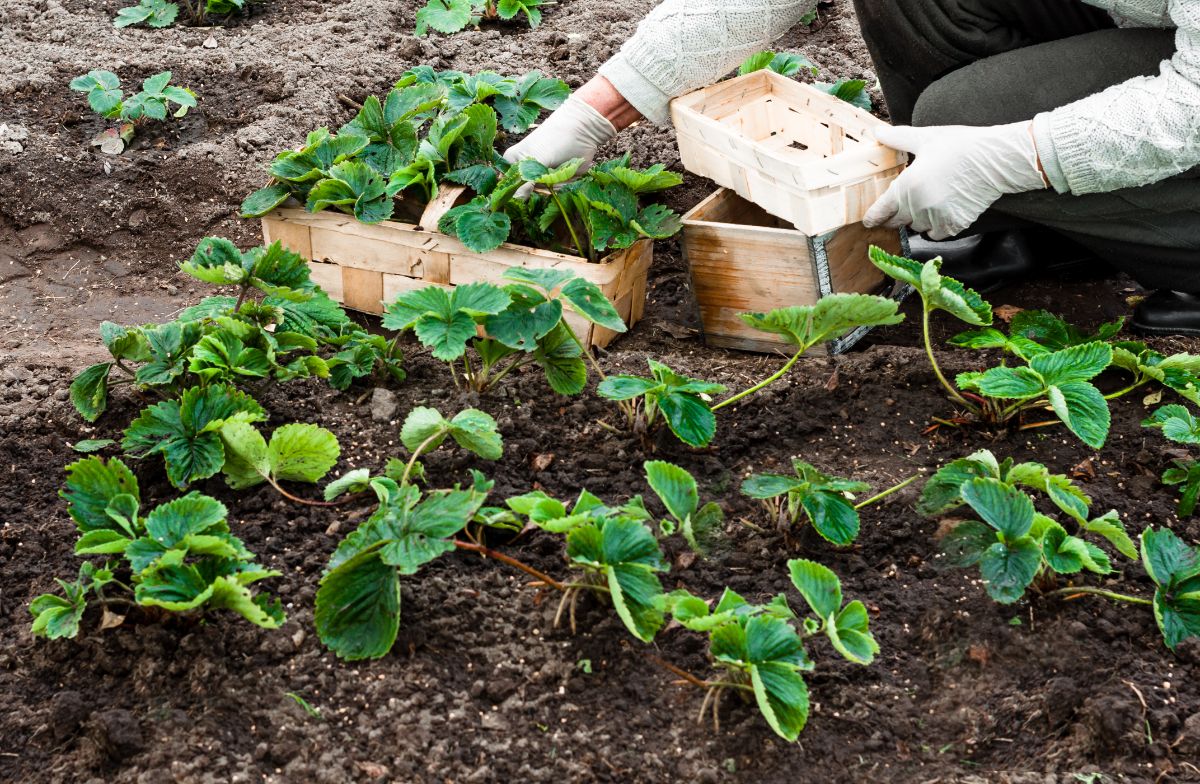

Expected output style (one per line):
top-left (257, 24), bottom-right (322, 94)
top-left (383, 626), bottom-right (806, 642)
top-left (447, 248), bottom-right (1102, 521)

top-left (415, 0), bottom-right (546, 36)
top-left (241, 69), bottom-right (569, 222)
top-left (68, 237), bottom-right (397, 427)
top-left (1143, 405), bottom-right (1200, 517)
top-left (741, 462), bottom-right (871, 545)
top-left (598, 294), bottom-right (904, 447)
top-left (661, 559), bottom-right (877, 742)
top-left (114, 0), bottom-right (260, 28)
top-left (920, 450), bottom-right (1135, 604)
top-left (69, 70), bottom-right (196, 153)
top-left (438, 154), bottom-right (683, 260)
top-left (383, 267), bottom-right (626, 395)
top-left (737, 51), bottom-right (871, 109)
top-left (30, 457), bottom-right (284, 639)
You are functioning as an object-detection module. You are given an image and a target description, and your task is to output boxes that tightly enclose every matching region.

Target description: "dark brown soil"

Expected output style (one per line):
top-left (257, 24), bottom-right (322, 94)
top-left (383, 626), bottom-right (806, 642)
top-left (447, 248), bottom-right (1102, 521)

top-left (2, 0), bottom-right (1199, 782)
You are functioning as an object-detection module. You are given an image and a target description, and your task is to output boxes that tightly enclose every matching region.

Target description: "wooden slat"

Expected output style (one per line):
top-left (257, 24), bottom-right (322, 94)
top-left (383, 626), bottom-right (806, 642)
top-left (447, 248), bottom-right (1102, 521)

top-left (342, 267), bottom-right (384, 314)
top-left (260, 211), bottom-right (651, 349)
top-left (382, 273), bottom-right (452, 305)
top-left (669, 70), bottom-right (909, 233)
top-left (263, 216), bottom-right (313, 259)
top-left (308, 261), bottom-right (343, 300)
top-left (684, 189), bottom-right (903, 355)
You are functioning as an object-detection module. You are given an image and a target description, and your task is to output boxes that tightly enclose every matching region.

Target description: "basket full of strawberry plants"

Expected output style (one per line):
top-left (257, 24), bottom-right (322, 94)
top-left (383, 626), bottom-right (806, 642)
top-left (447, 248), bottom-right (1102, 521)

top-left (242, 67), bottom-right (682, 348)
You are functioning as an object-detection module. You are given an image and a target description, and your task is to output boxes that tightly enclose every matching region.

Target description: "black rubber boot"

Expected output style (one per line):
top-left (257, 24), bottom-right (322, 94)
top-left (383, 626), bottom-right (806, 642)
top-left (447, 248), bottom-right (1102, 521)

top-left (908, 228), bottom-right (1109, 293)
top-left (1132, 290), bottom-right (1200, 337)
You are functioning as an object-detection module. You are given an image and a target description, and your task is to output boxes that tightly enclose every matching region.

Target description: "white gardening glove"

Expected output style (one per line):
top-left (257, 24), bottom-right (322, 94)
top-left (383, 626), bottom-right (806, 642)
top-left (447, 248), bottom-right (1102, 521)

top-left (503, 94), bottom-right (617, 171)
top-left (863, 122), bottom-right (1049, 241)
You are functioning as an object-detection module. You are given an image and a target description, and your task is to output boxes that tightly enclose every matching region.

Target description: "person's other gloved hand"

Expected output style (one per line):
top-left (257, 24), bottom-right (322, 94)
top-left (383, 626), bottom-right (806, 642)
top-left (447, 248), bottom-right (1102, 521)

top-left (502, 93), bottom-right (618, 170)
top-left (862, 122), bottom-right (1049, 241)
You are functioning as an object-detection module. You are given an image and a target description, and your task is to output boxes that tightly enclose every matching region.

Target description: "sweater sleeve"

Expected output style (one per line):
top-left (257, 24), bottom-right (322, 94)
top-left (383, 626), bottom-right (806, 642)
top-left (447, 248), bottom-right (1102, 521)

top-left (596, 0), bottom-right (818, 125)
top-left (1033, 0), bottom-right (1200, 195)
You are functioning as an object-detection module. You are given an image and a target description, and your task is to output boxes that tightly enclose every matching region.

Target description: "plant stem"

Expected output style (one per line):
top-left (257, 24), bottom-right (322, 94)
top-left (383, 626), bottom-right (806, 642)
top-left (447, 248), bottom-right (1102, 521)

top-left (484, 354), bottom-right (532, 391)
top-left (922, 306), bottom-right (977, 412)
top-left (549, 188), bottom-right (589, 261)
top-left (452, 540), bottom-right (566, 591)
top-left (563, 319), bottom-right (608, 382)
top-left (853, 474), bottom-right (920, 510)
top-left (400, 432), bottom-right (443, 487)
top-left (1105, 380), bottom-right (1147, 401)
top-left (232, 283), bottom-right (252, 314)
top-left (712, 348), bottom-right (804, 412)
top-left (644, 654), bottom-right (712, 689)
top-left (1000, 397), bottom-right (1043, 421)
top-left (1048, 586), bottom-right (1152, 606)
top-left (1019, 419), bottom-right (1063, 431)
top-left (266, 477), bottom-right (349, 508)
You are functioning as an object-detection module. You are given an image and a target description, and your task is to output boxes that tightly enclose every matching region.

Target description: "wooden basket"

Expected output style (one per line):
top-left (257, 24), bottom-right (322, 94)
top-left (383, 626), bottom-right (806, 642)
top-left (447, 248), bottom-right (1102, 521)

top-left (670, 70), bottom-right (907, 236)
top-left (260, 187), bottom-right (653, 349)
top-left (682, 188), bottom-right (909, 355)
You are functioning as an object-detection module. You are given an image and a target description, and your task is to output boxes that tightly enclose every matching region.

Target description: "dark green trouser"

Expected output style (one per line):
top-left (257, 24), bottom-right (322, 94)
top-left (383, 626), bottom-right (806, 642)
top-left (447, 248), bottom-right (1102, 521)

top-left (850, 0), bottom-right (1200, 292)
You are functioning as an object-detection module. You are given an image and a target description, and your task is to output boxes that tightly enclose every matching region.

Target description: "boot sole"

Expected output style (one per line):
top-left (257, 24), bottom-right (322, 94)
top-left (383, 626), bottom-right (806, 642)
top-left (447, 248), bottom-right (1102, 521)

top-left (1130, 321), bottom-right (1200, 338)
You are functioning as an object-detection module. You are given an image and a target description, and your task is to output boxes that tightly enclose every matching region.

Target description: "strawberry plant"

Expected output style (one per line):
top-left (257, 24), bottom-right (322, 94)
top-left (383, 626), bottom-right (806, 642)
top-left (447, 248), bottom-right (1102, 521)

top-left (920, 449), bottom-right (1136, 604)
top-left (30, 457), bottom-right (284, 640)
top-left (437, 154), bottom-right (683, 260)
top-left (870, 246), bottom-right (1120, 448)
top-left (644, 460), bottom-right (724, 554)
top-left (67, 237), bottom-right (395, 424)
top-left (598, 294), bottom-right (904, 447)
top-left (122, 383), bottom-right (267, 489)
top-left (741, 462), bottom-right (918, 545)
top-left (1143, 405), bottom-right (1200, 516)
top-left (114, 0), bottom-right (260, 27)
top-left (415, 0), bottom-right (547, 36)
top-left (658, 559), bottom-right (877, 741)
top-left (953, 310), bottom-right (1200, 406)
top-left (382, 268), bottom-right (626, 395)
top-left (241, 70), bottom-right (568, 221)
top-left (69, 70), bottom-right (196, 154)
top-left (499, 484), bottom-right (668, 642)
top-left (1047, 528), bottom-right (1200, 651)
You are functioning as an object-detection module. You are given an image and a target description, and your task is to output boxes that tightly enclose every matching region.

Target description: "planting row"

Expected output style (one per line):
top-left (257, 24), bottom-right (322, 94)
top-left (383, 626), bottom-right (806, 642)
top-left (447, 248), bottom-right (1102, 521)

top-left (35, 231), bottom-right (1200, 742)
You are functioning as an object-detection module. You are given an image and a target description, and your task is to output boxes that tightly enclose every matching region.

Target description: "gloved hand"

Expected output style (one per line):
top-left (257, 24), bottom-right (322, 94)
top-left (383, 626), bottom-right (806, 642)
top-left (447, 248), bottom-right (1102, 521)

top-left (862, 122), bottom-right (1049, 241)
top-left (502, 93), bottom-right (618, 170)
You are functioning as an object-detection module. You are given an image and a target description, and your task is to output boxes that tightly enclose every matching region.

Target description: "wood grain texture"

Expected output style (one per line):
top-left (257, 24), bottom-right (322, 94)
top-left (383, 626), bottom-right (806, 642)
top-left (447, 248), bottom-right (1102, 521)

top-left (259, 209), bottom-right (651, 349)
top-left (670, 70), bottom-right (907, 234)
top-left (682, 189), bottom-right (904, 356)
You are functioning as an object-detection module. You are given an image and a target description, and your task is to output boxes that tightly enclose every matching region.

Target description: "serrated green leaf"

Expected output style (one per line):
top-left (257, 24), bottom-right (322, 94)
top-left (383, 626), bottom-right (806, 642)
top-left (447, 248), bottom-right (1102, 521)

top-left (979, 537), bottom-right (1040, 603)
top-left (787, 558), bottom-right (842, 620)
top-left (960, 477), bottom-right (1034, 540)
top-left (315, 547), bottom-right (401, 660)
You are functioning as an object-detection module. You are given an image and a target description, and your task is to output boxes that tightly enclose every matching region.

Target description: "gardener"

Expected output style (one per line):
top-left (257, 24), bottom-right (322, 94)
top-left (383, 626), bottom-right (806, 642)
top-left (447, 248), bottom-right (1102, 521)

top-left (505, 1), bottom-right (1200, 335)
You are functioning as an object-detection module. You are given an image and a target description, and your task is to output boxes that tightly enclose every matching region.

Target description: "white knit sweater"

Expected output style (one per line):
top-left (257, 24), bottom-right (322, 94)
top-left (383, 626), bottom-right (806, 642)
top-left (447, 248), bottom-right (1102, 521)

top-left (597, 0), bottom-right (1198, 196)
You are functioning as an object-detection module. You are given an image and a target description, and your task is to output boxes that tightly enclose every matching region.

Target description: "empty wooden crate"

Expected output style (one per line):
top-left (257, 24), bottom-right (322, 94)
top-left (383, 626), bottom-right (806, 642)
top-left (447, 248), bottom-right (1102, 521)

top-left (682, 188), bottom-right (908, 355)
top-left (670, 69), bottom-right (907, 236)
top-left (260, 193), bottom-right (652, 349)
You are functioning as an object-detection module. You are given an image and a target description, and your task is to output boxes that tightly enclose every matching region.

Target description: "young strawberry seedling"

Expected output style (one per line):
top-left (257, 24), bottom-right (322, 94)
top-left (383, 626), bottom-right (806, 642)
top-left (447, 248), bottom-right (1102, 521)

top-left (657, 558), bottom-right (877, 741)
top-left (870, 246), bottom-right (1120, 448)
top-left (69, 70), bottom-right (196, 154)
top-left (1046, 527), bottom-right (1200, 651)
top-left (241, 70), bottom-right (568, 221)
top-left (741, 462), bottom-right (918, 545)
top-left (738, 51), bottom-right (818, 78)
top-left (598, 293), bottom-right (904, 447)
top-left (30, 457), bottom-right (285, 640)
top-left (644, 460), bottom-right (724, 554)
top-left (438, 154), bottom-right (683, 259)
top-left (415, 0), bottom-right (548, 36)
top-left (382, 268), bottom-right (626, 395)
top-left (114, 0), bottom-right (260, 28)
top-left (920, 449), bottom-right (1136, 603)
top-left (67, 237), bottom-right (396, 425)
top-left (1142, 404), bottom-right (1200, 516)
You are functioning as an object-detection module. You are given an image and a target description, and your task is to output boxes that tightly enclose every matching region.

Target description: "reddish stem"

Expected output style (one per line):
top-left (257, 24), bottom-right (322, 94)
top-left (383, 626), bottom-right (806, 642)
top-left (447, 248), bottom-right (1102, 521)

top-left (453, 540), bottom-right (566, 591)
